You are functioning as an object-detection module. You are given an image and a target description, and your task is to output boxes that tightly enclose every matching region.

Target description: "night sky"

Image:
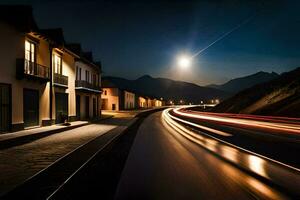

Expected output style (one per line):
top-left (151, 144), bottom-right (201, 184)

top-left (4, 0), bottom-right (300, 85)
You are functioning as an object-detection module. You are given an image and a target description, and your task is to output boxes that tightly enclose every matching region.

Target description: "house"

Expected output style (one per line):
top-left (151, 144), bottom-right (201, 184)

top-left (68, 44), bottom-right (102, 120)
top-left (0, 6), bottom-right (102, 133)
top-left (137, 95), bottom-right (147, 108)
top-left (101, 87), bottom-right (136, 111)
top-left (0, 5), bottom-right (53, 132)
top-left (101, 80), bottom-right (136, 111)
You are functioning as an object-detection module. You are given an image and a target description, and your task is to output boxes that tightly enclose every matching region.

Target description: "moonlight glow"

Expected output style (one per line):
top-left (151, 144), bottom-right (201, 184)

top-left (177, 55), bottom-right (192, 69)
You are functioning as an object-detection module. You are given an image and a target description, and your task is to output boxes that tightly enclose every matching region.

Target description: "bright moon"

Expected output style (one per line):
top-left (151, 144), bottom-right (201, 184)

top-left (177, 56), bottom-right (191, 68)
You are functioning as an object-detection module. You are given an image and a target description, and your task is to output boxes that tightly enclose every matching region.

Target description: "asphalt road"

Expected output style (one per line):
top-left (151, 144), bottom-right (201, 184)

top-left (115, 111), bottom-right (291, 199)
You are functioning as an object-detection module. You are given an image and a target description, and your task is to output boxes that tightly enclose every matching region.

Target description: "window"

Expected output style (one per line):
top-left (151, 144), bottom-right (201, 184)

top-left (86, 70), bottom-right (90, 82)
top-left (25, 40), bottom-right (36, 74)
top-left (93, 74), bottom-right (96, 85)
top-left (104, 90), bottom-right (107, 95)
top-left (76, 67), bottom-right (82, 80)
top-left (79, 68), bottom-right (81, 80)
top-left (25, 40), bottom-right (35, 62)
top-left (76, 66), bottom-right (78, 80)
top-left (53, 53), bottom-right (62, 74)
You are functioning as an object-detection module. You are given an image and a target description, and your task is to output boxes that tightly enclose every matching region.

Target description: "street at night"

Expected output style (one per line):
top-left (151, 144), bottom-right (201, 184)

top-left (1, 1), bottom-right (300, 199)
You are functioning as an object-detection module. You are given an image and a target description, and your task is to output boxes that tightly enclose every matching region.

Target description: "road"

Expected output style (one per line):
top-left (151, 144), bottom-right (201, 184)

top-left (171, 107), bottom-right (300, 168)
top-left (115, 110), bottom-right (300, 199)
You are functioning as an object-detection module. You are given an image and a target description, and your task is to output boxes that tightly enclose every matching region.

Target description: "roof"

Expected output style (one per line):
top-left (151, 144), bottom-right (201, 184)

top-left (0, 5), bottom-right (38, 32)
top-left (39, 28), bottom-right (65, 47)
top-left (67, 43), bottom-right (102, 72)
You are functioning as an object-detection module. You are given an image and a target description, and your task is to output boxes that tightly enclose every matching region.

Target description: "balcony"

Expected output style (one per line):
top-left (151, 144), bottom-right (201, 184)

top-left (16, 59), bottom-right (50, 82)
top-left (54, 73), bottom-right (68, 87)
top-left (75, 80), bottom-right (101, 93)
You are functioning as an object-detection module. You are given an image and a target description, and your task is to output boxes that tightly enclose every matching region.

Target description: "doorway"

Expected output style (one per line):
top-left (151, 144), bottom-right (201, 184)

top-left (55, 92), bottom-right (68, 123)
top-left (24, 89), bottom-right (39, 127)
top-left (0, 84), bottom-right (11, 132)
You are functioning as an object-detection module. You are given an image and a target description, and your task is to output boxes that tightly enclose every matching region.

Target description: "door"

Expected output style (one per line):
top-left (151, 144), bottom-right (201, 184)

top-left (24, 89), bottom-right (39, 127)
top-left (55, 93), bottom-right (68, 123)
top-left (112, 104), bottom-right (116, 110)
top-left (85, 96), bottom-right (89, 119)
top-left (101, 99), bottom-right (108, 110)
top-left (76, 95), bottom-right (80, 119)
top-left (93, 98), bottom-right (96, 118)
top-left (0, 84), bottom-right (11, 133)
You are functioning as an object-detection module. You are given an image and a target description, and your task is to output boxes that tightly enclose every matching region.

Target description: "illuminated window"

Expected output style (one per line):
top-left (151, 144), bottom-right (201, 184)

top-left (53, 53), bottom-right (62, 74)
top-left (25, 40), bottom-right (35, 62)
top-left (25, 40), bottom-right (36, 75)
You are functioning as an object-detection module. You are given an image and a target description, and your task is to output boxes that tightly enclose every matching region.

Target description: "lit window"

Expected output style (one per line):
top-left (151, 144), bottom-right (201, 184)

top-left (25, 40), bottom-right (35, 62)
top-left (53, 53), bottom-right (62, 74)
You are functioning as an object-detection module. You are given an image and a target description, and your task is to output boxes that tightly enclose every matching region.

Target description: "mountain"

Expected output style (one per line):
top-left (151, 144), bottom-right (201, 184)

top-left (102, 75), bottom-right (229, 103)
top-left (213, 67), bottom-right (300, 117)
top-left (208, 71), bottom-right (279, 94)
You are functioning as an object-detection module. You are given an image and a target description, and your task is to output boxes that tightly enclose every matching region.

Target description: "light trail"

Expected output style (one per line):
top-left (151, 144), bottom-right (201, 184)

top-left (162, 108), bottom-right (300, 197)
top-left (173, 108), bottom-right (300, 135)
top-left (167, 109), bottom-right (232, 137)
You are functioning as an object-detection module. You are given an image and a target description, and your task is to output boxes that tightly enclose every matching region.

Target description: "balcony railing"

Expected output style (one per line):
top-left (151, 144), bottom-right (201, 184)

top-left (75, 80), bottom-right (101, 92)
top-left (16, 59), bottom-right (50, 81)
top-left (54, 73), bottom-right (68, 87)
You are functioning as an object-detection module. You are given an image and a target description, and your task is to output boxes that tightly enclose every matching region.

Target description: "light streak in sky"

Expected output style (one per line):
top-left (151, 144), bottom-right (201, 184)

top-left (191, 14), bottom-right (255, 58)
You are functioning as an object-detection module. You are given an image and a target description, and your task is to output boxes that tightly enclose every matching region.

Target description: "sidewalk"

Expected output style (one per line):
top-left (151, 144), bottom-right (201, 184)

top-left (0, 115), bottom-right (113, 150)
top-left (0, 115), bottom-right (133, 196)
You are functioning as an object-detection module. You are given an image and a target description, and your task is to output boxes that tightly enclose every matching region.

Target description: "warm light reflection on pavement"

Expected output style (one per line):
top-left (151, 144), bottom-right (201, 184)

top-left (162, 108), bottom-right (300, 197)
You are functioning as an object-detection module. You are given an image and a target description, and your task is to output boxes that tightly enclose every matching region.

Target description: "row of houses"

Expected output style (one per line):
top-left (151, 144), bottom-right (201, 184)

top-left (101, 86), bottom-right (163, 111)
top-left (0, 6), bottom-right (102, 133)
top-left (0, 6), bottom-right (164, 133)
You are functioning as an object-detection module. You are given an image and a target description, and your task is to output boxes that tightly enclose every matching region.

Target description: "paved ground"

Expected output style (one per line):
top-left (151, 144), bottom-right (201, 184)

top-left (115, 111), bottom-right (289, 199)
top-left (0, 116), bottom-right (133, 196)
top-left (0, 121), bottom-right (89, 142)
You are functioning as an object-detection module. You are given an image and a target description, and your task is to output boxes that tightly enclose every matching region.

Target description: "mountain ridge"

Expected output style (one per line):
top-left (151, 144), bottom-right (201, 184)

top-left (213, 67), bottom-right (300, 117)
top-left (207, 71), bottom-right (279, 94)
top-left (102, 75), bottom-right (229, 103)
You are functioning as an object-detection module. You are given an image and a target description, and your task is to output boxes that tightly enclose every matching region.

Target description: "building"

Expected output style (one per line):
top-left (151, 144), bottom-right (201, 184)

top-left (137, 96), bottom-right (147, 108)
top-left (101, 87), bottom-right (136, 111)
top-left (101, 79), bottom-right (164, 111)
top-left (0, 6), bottom-right (102, 133)
top-left (68, 44), bottom-right (102, 120)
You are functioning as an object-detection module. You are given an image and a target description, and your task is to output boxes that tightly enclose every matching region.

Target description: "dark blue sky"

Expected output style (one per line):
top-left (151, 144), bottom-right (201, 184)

top-left (5, 0), bottom-right (300, 85)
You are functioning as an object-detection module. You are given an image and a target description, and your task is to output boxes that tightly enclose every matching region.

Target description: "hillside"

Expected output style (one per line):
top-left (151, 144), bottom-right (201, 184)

top-left (213, 67), bottom-right (300, 117)
top-left (208, 71), bottom-right (279, 94)
top-left (102, 75), bottom-right (229, 103)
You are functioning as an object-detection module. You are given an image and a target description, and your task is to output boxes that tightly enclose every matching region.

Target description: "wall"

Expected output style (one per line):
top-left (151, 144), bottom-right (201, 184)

top-left (101, 88), bottom-right (120, 110)
top-left (124, 91), bottom-right (135, 109)
top-left (64, 52), bottom-right (76, 118)
top-left (138, 96), bottom-right (147, 108)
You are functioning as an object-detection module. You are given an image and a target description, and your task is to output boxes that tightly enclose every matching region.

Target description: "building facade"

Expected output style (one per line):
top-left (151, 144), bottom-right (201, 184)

top-left (101, 88), bottom-right (136, 111)
top-left (101, 85), bottom-right (163, 111)
top-left (0, 6), bottom-right (102, 133)
top-left (74, 49), bottom-right (102, 120)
